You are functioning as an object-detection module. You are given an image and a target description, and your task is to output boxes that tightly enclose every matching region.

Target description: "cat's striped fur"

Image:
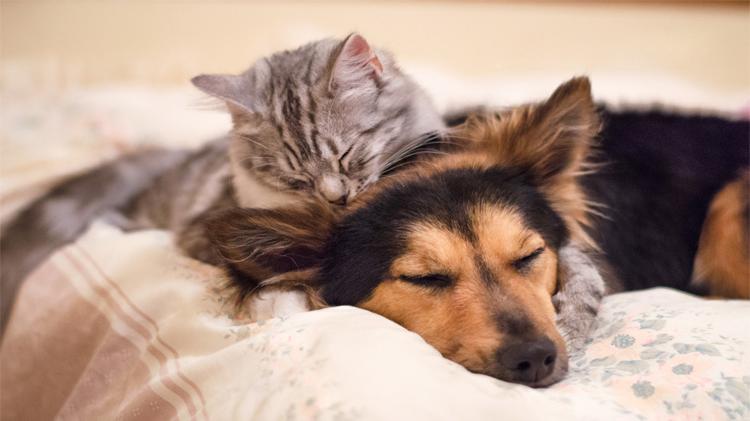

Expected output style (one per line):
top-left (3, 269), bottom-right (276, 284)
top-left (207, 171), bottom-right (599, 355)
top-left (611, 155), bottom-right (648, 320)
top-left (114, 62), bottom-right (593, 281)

top-left (0, 34), bottom-right (445, 333)
top-left (0, 149), bottom-right (189, 330)
top-left (194, 33), bottom-right (444, 208)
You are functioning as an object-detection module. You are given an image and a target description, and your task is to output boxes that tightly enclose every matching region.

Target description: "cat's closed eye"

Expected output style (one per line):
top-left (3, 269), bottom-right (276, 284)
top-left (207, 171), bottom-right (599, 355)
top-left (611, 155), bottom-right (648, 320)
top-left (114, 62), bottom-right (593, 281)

top-left (338, 145), bottom-right (354, 170)
top-left (285, 178), bottom-right (311, 191)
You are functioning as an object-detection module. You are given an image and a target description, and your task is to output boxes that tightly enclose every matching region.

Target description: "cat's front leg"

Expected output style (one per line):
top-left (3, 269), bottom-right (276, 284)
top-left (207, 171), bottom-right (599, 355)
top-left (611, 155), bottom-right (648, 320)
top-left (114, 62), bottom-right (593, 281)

top-left (553, 242), bottom-right (607, 354)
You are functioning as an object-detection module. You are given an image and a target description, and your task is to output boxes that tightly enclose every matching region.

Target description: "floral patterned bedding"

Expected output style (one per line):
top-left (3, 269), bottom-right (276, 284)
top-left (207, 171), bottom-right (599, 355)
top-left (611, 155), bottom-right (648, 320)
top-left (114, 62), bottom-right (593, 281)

top-left (2, 83), bottom-right (749, 420)
top-left (1, 224), bottom-right (747, 420)
top-left (560, 289), bottom-right (749, 420)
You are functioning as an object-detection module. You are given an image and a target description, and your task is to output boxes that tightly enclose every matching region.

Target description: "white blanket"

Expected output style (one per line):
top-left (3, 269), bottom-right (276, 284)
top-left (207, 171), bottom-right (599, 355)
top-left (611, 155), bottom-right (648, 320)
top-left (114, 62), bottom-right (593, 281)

top-left (2, 223), bottom-right (748, 420)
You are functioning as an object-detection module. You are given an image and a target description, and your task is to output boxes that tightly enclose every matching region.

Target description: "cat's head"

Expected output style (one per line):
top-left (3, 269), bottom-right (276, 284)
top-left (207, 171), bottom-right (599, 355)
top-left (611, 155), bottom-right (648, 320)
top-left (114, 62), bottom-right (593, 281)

top-left (192, 33), bottom-right (444, 207)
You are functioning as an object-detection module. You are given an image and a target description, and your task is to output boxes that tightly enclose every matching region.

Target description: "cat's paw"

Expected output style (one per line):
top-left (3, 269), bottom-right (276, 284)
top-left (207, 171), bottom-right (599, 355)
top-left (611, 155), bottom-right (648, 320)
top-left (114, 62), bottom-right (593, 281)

top-left (248, 289), bottom-right (310, 322)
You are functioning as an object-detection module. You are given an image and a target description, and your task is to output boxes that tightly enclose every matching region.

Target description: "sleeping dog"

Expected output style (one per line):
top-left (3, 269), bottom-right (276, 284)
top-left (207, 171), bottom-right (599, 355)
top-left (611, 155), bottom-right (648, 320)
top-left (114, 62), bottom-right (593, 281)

top-left (205, 77), bottom-right (749, 387)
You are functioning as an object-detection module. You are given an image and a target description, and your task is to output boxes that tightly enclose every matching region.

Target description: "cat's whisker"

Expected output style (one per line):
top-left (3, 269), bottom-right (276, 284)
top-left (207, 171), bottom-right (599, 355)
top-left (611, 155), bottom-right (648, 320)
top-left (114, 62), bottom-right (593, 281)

top-left (236, 134), bottom-right (274, 152)
top-left (381, 132), bottom-right (443, 162)
top-left (380, 139), bottom-right (431, 168)
top-left (377, 164), bottom-right (413, 179)
top-left (379, 154), bottom-right (445, 176)
top-left (238, 155), bottom-right (275, 164)
top-left (379, 149), bottom-right (449, 174)
top-left (382, 150), bottom-right (447, 169)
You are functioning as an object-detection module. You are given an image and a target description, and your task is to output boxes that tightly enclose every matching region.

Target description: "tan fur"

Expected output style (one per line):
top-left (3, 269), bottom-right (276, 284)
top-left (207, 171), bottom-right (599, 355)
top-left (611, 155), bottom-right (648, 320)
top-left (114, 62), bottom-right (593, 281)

top-left (204, 200), bottom-right (338, 305)
top-left (359, 204), bottom-right (566, 379)
top-left (351, 77), bottom-right (600, 250)
top-left (472, 206), bottom-right (558, 295)
top-left (693, 171), bottom-right (750, 298)
top-left (455, 77), bottom-right (600, 249)
top-left (207, 77), bottom-right (597, 383)
top-left (337, 78), bottom-right (596, 381)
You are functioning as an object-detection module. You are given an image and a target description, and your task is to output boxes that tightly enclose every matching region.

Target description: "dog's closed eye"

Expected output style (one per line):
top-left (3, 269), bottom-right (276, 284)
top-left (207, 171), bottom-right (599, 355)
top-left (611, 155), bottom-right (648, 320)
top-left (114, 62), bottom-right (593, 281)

top-left (399, 274), bottom-right (453, 288)
top-left (512, 247), bottom-right (545, 272)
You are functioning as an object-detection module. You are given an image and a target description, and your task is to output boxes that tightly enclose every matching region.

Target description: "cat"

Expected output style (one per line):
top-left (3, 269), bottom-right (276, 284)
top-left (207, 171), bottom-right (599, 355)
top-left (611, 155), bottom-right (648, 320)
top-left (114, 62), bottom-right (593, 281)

top-left (0, 33), bottom-right (446, 331)
top-left (194, 33), bottom-right (445, 209)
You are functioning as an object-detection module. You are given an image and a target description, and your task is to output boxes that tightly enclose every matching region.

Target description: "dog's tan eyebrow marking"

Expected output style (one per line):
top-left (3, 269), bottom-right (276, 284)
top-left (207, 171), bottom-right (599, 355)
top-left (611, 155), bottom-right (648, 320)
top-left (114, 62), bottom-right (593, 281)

top-left (391, 220), bottom-right (472, 279)
top-left (518, 233), bottom-right (535, 252)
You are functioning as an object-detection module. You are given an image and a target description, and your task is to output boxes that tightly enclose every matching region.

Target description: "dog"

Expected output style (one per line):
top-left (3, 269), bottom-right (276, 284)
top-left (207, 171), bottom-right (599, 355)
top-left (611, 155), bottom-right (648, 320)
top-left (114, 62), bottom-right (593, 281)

top-left (204, 77), bottom-right (749, 387)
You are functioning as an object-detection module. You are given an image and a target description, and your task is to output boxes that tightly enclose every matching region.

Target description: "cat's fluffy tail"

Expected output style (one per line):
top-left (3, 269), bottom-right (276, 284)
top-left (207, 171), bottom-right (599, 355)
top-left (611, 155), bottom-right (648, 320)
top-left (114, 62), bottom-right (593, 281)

top-left (0, 149), bottom-right (188, 336)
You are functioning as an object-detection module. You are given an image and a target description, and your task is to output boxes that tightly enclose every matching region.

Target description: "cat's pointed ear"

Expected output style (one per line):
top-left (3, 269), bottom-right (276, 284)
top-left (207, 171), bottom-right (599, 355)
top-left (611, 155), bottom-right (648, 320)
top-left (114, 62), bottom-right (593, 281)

top-left (203, 202), bottom-right (338, 302)
top-left (191, 73), bottom-right (254, 113)
top-left (328, 33), bottom-right (383, 91)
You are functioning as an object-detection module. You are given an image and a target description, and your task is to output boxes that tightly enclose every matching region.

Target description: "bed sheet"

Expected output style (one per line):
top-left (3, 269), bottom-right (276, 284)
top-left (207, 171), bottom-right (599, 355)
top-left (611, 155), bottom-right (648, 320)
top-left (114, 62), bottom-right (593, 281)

top-left (1, 223), bottom-right (747, 421)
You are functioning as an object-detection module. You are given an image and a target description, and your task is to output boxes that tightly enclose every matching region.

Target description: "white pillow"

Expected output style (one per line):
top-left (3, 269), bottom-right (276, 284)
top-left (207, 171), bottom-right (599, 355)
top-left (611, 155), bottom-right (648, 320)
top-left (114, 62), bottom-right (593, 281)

top-left (1, 223), bottom-right (748, 420)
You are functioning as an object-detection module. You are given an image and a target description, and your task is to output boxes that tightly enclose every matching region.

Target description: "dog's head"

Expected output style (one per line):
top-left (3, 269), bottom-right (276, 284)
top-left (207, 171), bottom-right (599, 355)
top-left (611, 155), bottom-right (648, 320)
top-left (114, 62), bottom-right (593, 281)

top-left (207, 77), bottom-right (600, 387)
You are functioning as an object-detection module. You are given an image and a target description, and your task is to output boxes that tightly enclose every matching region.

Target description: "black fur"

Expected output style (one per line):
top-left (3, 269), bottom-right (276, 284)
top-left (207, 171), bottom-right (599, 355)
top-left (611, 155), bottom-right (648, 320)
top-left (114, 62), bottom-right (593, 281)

top-left (321, 167), bottom-right (569, 305)
top-left (494, 311), bottom-right (535, 338)
top-left (198, 101), bottom-right (748, 318)
top-left (442, 107), bottom-right (750, 294)
top-left (582, 109), bottom-right (750, 292)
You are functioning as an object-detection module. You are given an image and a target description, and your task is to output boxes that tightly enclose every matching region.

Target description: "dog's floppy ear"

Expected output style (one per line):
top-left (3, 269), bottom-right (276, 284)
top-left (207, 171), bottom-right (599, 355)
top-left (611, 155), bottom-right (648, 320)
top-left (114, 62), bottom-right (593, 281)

top-left (461, 77), bottom-right (601, 247)
top-left (203, 201), bottom-right (336, 304)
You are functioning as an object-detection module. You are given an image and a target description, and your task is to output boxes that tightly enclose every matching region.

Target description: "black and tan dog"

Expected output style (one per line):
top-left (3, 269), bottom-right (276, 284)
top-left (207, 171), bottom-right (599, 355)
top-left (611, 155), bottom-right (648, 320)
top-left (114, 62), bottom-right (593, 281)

top-left (206, 77), bottom-right (749, 387)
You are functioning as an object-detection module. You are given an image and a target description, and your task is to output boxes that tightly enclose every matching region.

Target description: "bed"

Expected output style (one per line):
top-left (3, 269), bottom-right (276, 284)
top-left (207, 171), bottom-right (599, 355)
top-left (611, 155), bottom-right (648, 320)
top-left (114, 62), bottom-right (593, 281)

top-left (2, 223), bottom-right (748, 420)
top-left (1, 79), bottom-right (748, 420)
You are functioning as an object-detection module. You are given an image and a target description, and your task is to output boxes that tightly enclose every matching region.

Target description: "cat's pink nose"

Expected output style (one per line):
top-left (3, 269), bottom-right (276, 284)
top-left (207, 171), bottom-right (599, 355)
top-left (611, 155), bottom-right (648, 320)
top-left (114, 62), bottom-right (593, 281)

top-left (317, 175), bottom-right (347, 205)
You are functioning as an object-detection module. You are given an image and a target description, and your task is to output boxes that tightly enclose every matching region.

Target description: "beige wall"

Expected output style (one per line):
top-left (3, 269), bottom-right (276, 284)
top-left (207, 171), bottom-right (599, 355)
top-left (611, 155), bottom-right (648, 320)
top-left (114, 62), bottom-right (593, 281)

top-left (2, 1), bottom-right (749, 95)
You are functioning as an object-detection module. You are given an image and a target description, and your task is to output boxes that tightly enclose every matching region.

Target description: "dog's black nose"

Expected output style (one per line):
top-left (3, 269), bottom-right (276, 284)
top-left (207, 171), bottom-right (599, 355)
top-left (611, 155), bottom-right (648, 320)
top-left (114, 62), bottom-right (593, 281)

top-left (499, 337), bottom-right (557, 384)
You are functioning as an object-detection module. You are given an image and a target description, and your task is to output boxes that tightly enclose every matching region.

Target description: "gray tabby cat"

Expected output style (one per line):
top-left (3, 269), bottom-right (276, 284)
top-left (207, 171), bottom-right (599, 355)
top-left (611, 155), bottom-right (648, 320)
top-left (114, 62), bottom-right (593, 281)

top-left (194, 33), bottom-right (444, 209)
top-left (1, 33), bottom-right (445, 330)
top-left (1, 33), bottom-right (605, 353)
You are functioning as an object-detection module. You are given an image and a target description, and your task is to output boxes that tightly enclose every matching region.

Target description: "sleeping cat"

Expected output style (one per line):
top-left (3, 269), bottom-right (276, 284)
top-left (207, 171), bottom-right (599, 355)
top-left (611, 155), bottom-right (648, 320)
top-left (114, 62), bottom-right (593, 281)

top-left (0, 33), bottom-right (446, 329)
top-left (1, 34), bottom-right (605, 351)
top-left (196, 33), bottom-right (445, 209)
